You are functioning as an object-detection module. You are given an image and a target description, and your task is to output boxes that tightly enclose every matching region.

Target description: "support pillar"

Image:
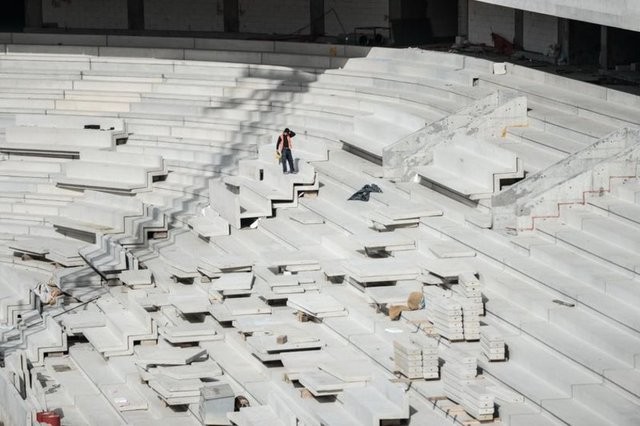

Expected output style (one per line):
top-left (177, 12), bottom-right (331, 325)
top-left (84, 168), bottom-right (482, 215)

top-left (599, 25), bottom-right (608, 70)
top-left (457, 0), bottom-right (468, 38)
top-left (514, 9), bottom-right (524, 49)
top-left (557, 18), bottom-right (569, 64)
top-left (224, 0), bottom-right (239, 33)
top-left (310, 0), bottom-right (325, 40)
top-left (24, 0), bottom-right (42, 29)
top-left (127, 0), bottom-right (145, 31)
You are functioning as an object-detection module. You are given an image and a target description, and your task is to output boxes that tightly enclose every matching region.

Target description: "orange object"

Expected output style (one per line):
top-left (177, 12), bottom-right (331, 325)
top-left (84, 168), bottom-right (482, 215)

top-left (36, 411), bottom-right (61, 426)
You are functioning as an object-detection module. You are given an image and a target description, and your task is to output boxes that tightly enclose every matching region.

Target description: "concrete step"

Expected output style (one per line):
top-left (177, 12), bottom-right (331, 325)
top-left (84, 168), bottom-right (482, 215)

top-left (536, 218), bottom-right (640, 275)
top-left (588, 195), bottom-right (640, 227)
top-left (495, 138), bottom-right (564, 173)
top-left (527, 104), bottom-right (615, 145)
top-left (528, 242), bottom-right (627, 292)
top-left (571, 384), bottom-right (640, 425)
top-left (479, 333), bottom-right (598, 405)
top-left (507, 127), bottom-right (587, 155)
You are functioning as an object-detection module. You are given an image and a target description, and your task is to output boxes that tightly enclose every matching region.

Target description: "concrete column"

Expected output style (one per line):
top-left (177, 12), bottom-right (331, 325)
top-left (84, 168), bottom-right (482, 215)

top-left (224, 0), bottom-right (239, 32)
top-left (457, 0), bottom-right (468, 37)
top-left (310, 0), bottom-right (325, 40)
top-left (599, 25), bottom-right (608, 70)
top-left (514, 9), bottom-right (524, 49)
top-left (127, 0), bottom-right (145, 30)
top-left (558, 18), bottom-right (569, 64)
top-left (24, 0), bottom-right (42, 28)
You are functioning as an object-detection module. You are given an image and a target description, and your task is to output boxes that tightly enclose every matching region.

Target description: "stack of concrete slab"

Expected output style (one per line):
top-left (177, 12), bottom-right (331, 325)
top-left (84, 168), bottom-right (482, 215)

top-left (210, 272), bottom-right (254, 297)
top-left (118, 269), bottom-right (153, 289)
top-left (356, 232), bottom-right (416, 256)
top-left (365, 204), bottom-right (441, 231)
top-left (480, 326), bottom-right (506, 362)
top-left (198, 254), bottom-right (253, 279)
top-left (393, 335), bottom-right (439, 380)
top-left (456, 383), bottom-right (496, 422)
top-left (245, 322), bottom-right (323, 362)
top-left (210, 296), bottom-right (272, 323)
top-left (253, 264), bottom-right (313, 299)
top-left (441, 349), bottom-right (495, 421)
top-left (157, 306), bottom-right (221, 344)
top-left (424, 290), bottom-right (464, 341)
top-left (9, 237), bottom-right (87, 267)
top-left (344, 258), bottom-right (420, 289)
top-left (147, 374), bottom-right (207, 405)
top-left (460, 300), bottom-right (481, 341)
top-left (286, 293), bottom-right (346, 319)
top-left (458, 274), bottom-right (483, 341)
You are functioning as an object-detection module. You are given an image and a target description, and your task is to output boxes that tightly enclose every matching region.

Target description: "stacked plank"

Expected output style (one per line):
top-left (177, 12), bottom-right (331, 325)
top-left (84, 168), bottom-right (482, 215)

top-left (457, 384), bottom-right (496, 422)
top-left (136, 346), bottom-right (214, 405)
top-left (287, 293), bottom-right (347, 319)
top-left (210, 272), bottom-right (254, 297)
top-left (480, 326), bottom-right (506, 361)
top-left (10, 238), bottom-right (88, 267)
top-left (442, 349), bottom-right (495, 421)
top-left (424, 289), bottom-right (464, 341)
top-left (458, 273), bottom-right (483, 341)
top-left (393, 335), bottom-right (439, 379)
top-left (198, 255), bottom-right (253, 280)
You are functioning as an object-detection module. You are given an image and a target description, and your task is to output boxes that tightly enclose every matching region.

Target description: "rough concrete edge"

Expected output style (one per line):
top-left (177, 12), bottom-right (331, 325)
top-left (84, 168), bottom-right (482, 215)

top-left (381, 91), bottom-right (526, 181)
top-left (492, 127), bottom-right (640, 232)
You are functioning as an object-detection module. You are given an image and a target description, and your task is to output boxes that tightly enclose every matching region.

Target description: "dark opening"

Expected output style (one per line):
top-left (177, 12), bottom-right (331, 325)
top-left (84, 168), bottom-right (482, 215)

top-left (608, 27), bottom-right (640, 68)
top-left (569, 20), bottom-right (600, 65)
top-left (0, 0), bottom-right (25, 32)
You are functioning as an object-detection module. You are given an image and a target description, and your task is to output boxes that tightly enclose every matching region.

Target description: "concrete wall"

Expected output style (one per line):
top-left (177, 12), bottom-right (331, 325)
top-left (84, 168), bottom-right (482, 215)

top-left (522, 11), bottom-right (557, 54)
top-left (145, 0), bottom-right (224, 31)
top-left (474, 0), bottom-right (640, 33)
top-left (468, 1), bottom-right (514, 46)
top-left (43, 0), bottom-right (128, 29)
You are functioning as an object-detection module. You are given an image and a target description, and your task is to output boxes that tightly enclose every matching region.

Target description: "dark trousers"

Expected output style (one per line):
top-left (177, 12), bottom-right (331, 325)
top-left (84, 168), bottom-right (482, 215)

top-left (282, 148), bottom-right (294, 173)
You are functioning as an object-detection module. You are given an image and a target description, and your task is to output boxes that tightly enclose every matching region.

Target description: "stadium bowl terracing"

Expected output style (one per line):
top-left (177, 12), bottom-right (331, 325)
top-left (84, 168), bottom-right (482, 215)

top-left (0, 35), bottom-right (640, 425)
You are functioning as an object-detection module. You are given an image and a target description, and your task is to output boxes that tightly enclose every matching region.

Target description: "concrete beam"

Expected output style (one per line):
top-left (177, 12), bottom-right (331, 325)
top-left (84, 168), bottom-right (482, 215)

top-left (599, 25), bottom-right (608, 70)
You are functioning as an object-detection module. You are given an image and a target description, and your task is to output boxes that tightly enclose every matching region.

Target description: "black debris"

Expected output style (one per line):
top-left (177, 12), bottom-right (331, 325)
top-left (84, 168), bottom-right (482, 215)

top-left (348, 184), bottom-right (383, 202)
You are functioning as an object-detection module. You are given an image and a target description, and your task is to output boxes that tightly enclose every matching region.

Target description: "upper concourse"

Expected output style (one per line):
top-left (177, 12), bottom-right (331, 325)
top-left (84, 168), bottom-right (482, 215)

top-left (472, 0), bottom-right (640, 33)
top-left (3, 1), bottom-right (639, 81)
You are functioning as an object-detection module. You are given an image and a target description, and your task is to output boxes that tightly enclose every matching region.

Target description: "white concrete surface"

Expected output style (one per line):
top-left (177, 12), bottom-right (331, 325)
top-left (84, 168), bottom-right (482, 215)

top-left (0, 40), bottom-right (639, 426)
